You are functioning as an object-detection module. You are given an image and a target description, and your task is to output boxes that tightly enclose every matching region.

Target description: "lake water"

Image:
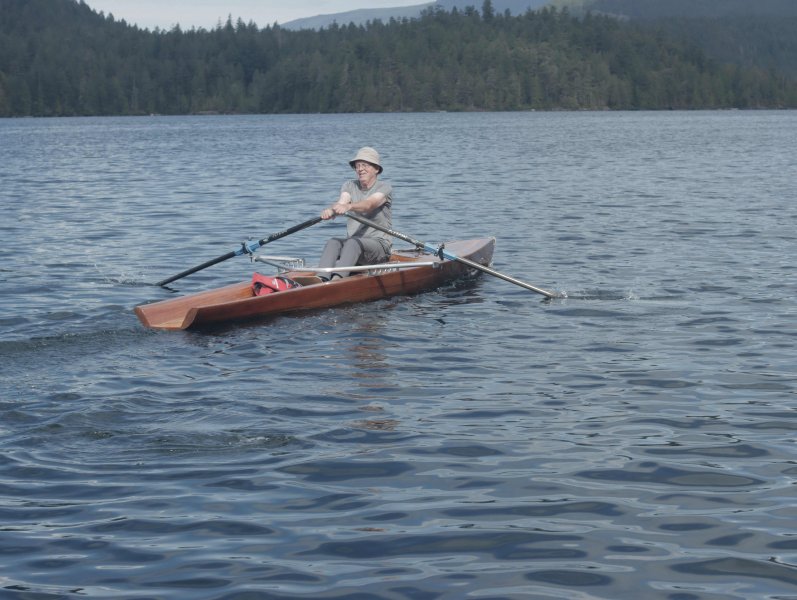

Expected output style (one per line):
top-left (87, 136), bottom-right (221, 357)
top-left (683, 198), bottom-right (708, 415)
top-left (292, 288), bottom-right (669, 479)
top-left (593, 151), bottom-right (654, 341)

top-left (1, 111), bottom-right (796, 599)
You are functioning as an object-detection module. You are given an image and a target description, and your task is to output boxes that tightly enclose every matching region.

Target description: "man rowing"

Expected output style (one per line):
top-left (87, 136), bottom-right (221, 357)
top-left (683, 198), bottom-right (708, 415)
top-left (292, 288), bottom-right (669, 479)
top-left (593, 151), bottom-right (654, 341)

top-left (318, 147), bottom-right (393, 279)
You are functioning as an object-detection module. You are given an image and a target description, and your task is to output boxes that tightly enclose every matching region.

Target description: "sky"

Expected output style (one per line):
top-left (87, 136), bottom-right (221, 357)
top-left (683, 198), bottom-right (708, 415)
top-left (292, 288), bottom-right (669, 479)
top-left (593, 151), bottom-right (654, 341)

top-left (85, 0), bottom-right (426, 29)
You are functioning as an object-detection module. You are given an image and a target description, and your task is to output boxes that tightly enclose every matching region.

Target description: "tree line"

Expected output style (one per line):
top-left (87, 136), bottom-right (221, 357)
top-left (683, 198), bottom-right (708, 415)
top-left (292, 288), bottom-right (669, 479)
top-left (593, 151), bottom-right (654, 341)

top-left (583, 0), bottom-right (797, 19)
top-left (1, 0), bottom-right (796, 117)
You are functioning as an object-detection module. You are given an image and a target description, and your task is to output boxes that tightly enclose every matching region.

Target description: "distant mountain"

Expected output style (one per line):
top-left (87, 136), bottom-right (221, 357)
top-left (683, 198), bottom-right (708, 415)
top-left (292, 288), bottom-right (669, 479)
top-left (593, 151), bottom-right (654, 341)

top-left (282, 0), bottom-right (551, 29)
top-left (436, 0), bottom-right (551, 15)
top-left (282, 3), bottom-right (432, 30)
top-left (282, 0), bottom-right (797, 31)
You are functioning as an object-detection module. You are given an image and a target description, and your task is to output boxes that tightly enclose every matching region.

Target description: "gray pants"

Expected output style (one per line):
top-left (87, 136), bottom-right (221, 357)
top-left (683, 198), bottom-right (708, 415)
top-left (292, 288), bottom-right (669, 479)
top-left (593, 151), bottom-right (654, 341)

top-left (319, 237), bottom-right (390, 277)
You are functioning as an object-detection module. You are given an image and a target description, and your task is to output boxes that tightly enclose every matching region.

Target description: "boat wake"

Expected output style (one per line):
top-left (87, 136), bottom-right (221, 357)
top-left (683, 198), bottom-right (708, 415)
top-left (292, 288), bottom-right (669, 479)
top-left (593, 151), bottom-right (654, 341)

top-left (557, 288), bottom-right (641, 301)
top-left (93, 263), bottom-right (152, 287)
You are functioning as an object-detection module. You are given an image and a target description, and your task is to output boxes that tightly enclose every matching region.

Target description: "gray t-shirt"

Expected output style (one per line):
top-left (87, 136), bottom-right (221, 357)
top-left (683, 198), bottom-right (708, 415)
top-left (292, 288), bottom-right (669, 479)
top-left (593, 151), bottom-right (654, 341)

top-left (342, 179), bottom-right (393, 250)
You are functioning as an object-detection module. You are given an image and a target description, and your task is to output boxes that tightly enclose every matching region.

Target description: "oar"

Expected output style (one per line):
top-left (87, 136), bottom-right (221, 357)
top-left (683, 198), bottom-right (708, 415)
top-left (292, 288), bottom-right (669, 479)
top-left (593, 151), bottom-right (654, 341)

top-left (345, 212), bottom-right (559, 299)
top-left (155, 216), bottom-right (323, 286)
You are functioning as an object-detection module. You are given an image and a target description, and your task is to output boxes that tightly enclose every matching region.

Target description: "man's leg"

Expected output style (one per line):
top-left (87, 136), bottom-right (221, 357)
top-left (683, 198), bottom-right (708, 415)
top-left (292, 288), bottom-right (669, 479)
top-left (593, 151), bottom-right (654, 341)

top-left (333, 238), bottom-right (366, 277)
top-left (334, 238), bottom-right (389, 277)
top-left (319, 238), bottom-right (346, 268)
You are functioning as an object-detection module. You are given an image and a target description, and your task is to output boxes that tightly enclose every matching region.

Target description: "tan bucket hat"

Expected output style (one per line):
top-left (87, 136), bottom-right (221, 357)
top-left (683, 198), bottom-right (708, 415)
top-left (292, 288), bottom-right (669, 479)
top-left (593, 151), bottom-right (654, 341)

top-left (349, 147), bottom-right (383, 174)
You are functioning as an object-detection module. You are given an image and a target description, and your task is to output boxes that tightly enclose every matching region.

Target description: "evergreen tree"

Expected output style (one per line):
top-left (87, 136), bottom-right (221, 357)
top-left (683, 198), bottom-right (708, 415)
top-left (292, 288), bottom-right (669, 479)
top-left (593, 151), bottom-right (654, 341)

top-left (1, 0), bottom-right (795, 117)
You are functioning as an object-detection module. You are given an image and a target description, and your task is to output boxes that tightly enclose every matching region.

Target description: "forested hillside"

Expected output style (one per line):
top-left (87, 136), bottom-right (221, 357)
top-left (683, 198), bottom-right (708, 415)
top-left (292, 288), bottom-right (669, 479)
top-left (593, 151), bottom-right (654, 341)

top-left (582, 0), bottom-right (797, 19)
top-left (567, 0), bottom-right (797, 77)
top-left (2, 0), bottom-right (796, 117)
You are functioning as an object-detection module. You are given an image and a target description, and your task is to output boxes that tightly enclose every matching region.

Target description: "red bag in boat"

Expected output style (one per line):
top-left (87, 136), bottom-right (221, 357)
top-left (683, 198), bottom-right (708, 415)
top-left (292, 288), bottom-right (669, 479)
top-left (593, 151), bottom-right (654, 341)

top-left (251, 273), bottom-right (301, 296)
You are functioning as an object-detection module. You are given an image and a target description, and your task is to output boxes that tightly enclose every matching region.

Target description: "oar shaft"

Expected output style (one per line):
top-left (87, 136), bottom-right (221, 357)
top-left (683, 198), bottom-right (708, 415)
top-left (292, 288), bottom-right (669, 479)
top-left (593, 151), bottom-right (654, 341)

top-left (345, 212), bottom-right (558, 299)
top-left (445, 253), bottom-right (557, 297)
top-left (155, 216), bottom-right (323, 287)
top-left (156, 251), bottom-right (237, 286)
top-left (258, 216), bottom-right (323, 246)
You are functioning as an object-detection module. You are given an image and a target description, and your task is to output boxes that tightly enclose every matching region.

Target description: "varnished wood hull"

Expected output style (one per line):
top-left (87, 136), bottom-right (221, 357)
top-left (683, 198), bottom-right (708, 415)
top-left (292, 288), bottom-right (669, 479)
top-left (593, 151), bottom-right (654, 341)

top-left (135, 238), bottom-right (495, 330)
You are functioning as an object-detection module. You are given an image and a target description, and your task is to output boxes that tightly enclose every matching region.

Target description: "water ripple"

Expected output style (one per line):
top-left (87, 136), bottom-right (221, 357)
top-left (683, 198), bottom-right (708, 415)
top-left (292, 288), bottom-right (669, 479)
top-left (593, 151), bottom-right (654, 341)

top-left (3, 112), bottom-right (797, 599)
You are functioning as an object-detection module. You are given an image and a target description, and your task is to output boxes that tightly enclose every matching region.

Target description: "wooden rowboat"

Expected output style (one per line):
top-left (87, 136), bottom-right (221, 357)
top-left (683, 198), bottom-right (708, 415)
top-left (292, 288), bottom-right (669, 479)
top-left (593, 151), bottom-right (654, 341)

top-left (135, 237), bottom-right (495, 330)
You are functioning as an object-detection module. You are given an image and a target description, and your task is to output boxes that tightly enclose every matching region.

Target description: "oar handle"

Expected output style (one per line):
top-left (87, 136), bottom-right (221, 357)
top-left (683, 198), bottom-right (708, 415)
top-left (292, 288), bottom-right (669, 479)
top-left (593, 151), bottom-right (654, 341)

top-left (345, 212), bottom-right (559, 299)
top-left (155, 216), bottom-right (323, 287)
